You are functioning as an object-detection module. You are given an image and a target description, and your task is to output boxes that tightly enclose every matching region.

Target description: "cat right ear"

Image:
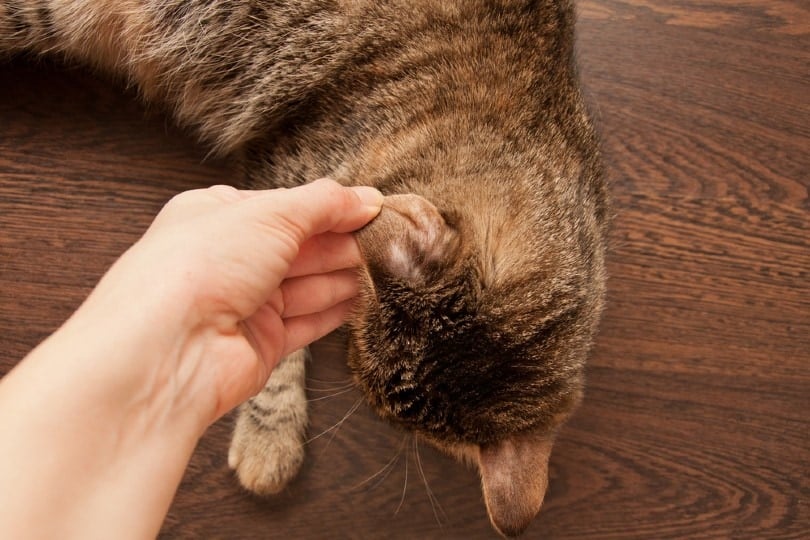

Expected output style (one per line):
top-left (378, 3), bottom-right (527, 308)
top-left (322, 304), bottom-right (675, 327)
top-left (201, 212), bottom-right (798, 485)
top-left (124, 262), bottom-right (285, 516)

top-left (478, 432), bottom-right (554, 538)
top-left (355, 194), bottom-right (459, 283)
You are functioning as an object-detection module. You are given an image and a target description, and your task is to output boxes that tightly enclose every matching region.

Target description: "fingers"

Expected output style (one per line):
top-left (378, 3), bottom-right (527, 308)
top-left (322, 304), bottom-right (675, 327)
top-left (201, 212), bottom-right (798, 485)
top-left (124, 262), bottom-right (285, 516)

top-left (151, 179), bottom-right (381, 247)
top-left (280, 300), bottom-right (355, 357)
top-left (239, 179), bottom-right (383, 243)
top-left (286, 232), bottom-right (363, 278)
top-left (241, 303), bottom-right (286, 375)
top-left (243, 296), bottom-right (355, 372)
top-left (279, 269), bottom-right (359, 318)
top-left (244, 269), bottom-right (359, 371)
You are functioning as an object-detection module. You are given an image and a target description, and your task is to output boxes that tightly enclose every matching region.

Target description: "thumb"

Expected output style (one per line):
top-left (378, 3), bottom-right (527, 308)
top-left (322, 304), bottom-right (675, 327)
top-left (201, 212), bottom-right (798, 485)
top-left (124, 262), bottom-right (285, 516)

top-left (240, 179), bottom-right (384, 244)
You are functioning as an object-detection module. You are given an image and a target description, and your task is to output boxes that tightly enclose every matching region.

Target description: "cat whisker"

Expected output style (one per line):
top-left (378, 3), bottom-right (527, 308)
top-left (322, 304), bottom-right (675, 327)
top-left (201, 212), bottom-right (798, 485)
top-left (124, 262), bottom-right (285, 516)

top-left (304, 397), bottom-right (363, 446)
top-left (304, 382), bottom-right (354, 393)
top-left (414, 436), bottom-right (448, 526)
top-left (305, 385), bottom-right (356, 402)
top-left (368, 437), bottom-right (409, 492)
top-left (321, 397), bottom-right (365, 454)
top-left (351, 435), bottom-right (408, 492)
top-left (306, 376), bottom-right (353, 385)
top-left (394, 444), bottom-right (409, 516)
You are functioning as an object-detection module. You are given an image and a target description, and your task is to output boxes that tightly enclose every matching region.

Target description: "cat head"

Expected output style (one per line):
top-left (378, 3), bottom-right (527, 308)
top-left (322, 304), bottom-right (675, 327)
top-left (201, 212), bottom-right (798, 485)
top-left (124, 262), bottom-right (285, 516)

top-left (349, 192), bottom-right (604, 537)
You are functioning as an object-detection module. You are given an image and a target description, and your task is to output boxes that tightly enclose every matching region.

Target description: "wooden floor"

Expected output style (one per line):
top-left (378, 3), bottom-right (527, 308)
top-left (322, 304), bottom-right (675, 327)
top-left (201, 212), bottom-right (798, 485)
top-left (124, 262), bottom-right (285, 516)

top-left (1, 1), bottom-right (807, 538)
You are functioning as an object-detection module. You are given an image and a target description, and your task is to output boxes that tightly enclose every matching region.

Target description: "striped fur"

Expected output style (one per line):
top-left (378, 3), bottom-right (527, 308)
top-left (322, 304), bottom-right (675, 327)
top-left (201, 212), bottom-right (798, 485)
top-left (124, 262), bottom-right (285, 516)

top-left (1, 2), bottom-right (607, 536)
top-left (228, 348), bottom-right (308, 495)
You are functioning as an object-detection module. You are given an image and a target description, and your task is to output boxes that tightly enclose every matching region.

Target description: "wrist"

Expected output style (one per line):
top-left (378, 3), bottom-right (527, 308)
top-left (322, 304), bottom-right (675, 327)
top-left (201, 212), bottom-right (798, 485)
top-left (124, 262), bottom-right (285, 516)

top-left (0, 321), bottom-right (202, 539)
top-left (63, 271), bottom-right (213, 438)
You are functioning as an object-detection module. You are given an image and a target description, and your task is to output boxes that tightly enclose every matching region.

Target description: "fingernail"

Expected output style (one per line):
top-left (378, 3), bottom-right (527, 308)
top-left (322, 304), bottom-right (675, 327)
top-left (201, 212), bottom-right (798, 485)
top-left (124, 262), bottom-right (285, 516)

top-left (352, 186), bottom-right (384, 211)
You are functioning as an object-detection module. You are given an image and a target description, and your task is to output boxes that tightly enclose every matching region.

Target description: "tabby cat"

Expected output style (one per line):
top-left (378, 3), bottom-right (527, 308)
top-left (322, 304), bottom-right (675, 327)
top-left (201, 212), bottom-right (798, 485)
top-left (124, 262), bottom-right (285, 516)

top-left (1, 1), bottom-right (607, 536)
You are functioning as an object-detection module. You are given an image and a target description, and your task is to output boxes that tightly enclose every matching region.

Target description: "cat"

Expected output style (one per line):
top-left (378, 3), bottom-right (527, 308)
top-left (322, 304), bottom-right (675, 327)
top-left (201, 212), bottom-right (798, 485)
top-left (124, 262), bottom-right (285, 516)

top-left (1, 1), bottom-right (608, 536)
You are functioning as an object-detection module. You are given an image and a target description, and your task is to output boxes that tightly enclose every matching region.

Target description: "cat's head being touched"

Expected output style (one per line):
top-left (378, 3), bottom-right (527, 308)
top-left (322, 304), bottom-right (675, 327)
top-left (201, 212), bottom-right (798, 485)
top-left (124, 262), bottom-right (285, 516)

top-left (349, 175), bottom-right (606, 537)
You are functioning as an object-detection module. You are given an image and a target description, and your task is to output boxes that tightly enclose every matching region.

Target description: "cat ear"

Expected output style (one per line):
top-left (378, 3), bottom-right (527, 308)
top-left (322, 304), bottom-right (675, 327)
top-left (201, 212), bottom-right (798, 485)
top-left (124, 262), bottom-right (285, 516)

top-left (356, 193), bottom-right (459, 283)
top-left (478, 432), bottom-right (554, 538)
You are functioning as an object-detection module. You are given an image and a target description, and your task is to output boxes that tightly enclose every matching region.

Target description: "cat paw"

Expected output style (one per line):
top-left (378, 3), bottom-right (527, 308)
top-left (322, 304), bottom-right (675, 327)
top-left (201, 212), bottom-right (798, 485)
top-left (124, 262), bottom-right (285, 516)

top-left (228, 349), bottom-right (309, 495)
top-left (227, 409), bottom-right (306, 495)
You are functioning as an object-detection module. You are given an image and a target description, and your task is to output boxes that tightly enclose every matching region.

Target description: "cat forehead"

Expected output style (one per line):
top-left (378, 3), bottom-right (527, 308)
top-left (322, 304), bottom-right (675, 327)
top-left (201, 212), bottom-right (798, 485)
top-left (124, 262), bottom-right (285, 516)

top-left (358, 192), bottom-right (580, 316)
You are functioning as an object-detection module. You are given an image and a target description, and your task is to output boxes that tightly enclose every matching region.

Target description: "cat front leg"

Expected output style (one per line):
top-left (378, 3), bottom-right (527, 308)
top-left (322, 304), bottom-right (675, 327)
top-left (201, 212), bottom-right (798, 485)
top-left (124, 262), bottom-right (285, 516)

top-left (228, 347), bottom-right (309, 495)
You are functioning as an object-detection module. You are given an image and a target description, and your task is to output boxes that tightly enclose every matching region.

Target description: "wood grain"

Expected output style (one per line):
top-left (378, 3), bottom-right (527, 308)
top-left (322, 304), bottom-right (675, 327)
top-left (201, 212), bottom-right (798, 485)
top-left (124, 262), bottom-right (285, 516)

top-left (1, 2), bottom-right (808, 538)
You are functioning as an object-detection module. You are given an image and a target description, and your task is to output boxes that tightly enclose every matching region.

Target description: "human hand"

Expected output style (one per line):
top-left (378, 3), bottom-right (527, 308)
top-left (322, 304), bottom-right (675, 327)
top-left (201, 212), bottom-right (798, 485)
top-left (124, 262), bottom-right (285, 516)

top-left (0, 178), bottom-right (382, 539)
top-left (71, 178), bottom-right (383, 430)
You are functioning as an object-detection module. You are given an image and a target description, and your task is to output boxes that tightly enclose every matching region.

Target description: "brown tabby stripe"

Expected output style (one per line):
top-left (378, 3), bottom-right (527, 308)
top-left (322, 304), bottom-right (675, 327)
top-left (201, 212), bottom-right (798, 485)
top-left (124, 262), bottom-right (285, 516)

top-left (246, 411), bottom-right (296, 433)
top-left (5, 0), bottom-right (27, 37)
top-left (247, 400), bottom-right (277, 417)
top-left (260, 383), bottom-right (291, 395)
top-left (36, 4), bottom-right (54, 40)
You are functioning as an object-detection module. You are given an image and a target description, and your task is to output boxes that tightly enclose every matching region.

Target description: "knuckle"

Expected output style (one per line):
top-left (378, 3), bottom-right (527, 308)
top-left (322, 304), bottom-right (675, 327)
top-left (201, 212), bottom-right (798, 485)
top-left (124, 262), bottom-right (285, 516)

top-left (206, 184), bottom-right (239, 199)
top-left (279, 282), bottom-right (292, 317)
top-left (165, 189), bottom-right (196, 208)
top-left (314, 177), bottom-right (349, 205)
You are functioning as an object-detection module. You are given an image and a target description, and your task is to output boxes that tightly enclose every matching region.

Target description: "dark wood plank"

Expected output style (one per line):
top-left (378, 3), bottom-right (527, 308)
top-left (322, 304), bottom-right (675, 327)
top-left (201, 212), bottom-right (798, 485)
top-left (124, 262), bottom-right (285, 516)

top-left (1, 2), bottom-right (808, 538)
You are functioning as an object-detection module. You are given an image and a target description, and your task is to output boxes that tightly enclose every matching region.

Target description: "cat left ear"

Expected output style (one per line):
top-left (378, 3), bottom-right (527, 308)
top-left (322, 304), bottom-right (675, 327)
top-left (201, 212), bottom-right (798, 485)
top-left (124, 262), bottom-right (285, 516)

top-left (356, 193), bottom-right (459, 283)
top-left (478, 432), bottom-right (554, 538)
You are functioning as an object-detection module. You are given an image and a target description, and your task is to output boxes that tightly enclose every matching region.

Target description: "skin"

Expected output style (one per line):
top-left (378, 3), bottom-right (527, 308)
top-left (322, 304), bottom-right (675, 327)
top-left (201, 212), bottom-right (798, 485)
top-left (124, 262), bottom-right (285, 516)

top-left (0, 178), bottom-right (383, 539)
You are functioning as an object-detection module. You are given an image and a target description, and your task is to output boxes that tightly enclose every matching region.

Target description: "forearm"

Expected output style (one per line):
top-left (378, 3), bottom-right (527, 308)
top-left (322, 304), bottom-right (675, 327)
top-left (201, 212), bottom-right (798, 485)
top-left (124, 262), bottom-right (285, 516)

top-left (0, 287), bottom-right (202, 539)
